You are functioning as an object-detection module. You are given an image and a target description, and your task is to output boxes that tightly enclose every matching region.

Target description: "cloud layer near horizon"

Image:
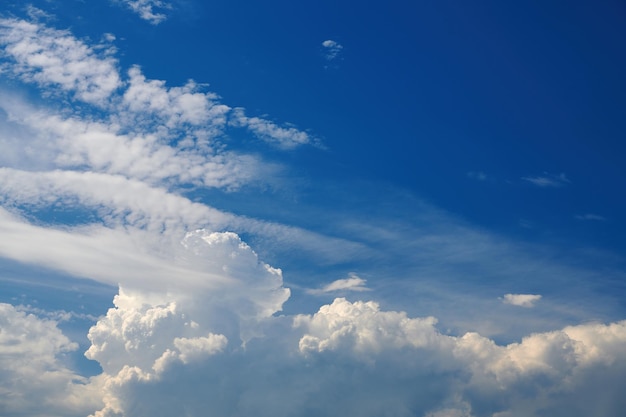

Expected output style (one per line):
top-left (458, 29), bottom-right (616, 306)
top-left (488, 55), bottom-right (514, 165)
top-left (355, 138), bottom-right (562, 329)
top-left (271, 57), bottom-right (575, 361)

top-left (1, 13), bottom-right (626, 417)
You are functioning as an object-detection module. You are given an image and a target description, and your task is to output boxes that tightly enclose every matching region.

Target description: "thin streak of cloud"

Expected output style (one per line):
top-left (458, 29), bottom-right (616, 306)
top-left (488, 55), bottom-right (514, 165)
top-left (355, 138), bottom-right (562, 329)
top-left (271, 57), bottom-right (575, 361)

top-left (307, 273), bottom-right (370, 295)
top-left (229, 107), bottom-right (320, 150)
top-left (575, 214), bottom-right (606, 221)
top-left (522, 172), bottom-right (570, 187)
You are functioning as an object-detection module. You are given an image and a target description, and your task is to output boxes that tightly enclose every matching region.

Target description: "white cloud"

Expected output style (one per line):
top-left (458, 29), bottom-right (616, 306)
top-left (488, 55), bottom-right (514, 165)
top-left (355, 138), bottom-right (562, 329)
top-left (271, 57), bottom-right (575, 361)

top-left (229, 107), bottom-right (318, 149)
top-left (502, 293), bottom-right (542, 308)
top-left (0, 303), bottom-right (103, 417)
top-left (83, 297), bottom-right (626, 417)
top-left (307, 273), bottom-right (370, 294)
top-left (295, 298), bottom-right (444, 355)
top-left (115, 0), bottom-right (172, 24)
top-left (121, 65), bottom-right (231, 135)
top-left (0, 18), bottom-right (121, 105)
top-left (522, 172), bottom-right (570, 187)
top-left (322, 39), bottom-right (343, 61)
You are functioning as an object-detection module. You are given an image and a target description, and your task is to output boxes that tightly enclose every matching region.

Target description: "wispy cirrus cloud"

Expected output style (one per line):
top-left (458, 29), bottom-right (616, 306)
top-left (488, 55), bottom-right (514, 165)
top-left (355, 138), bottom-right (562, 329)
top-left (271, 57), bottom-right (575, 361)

top-left (522, 172), bottom-right (570, 187)
top-left (306, 273), bottom-right (370, 295)
top-left (575, 213), bottom-right (606, 221)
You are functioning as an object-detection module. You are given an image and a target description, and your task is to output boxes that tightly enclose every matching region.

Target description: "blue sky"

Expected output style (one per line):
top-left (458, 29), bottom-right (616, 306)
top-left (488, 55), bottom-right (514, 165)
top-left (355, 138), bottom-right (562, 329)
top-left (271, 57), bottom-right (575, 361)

top-left (1, 1), bottom-right (626, 416)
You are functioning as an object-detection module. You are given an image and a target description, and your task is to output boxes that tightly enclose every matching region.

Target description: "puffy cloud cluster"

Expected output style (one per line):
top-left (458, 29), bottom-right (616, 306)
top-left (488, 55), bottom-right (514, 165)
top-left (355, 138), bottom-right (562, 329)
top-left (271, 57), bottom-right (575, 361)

top-left (322, 39), bottom-right (343, 61)
top-left (0, 18), bottom-right (120, 104)
top-left (77, 295), bottom-right (626, 417)
top-left (115, 0), bottom-right (172, 24)
top-left (0, 303), bottom-right (102, 417)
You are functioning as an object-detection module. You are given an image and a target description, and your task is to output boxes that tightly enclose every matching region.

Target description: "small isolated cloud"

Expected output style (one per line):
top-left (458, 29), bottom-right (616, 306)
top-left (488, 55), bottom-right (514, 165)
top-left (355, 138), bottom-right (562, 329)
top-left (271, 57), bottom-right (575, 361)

top-left (522, 172), bottom-right (570, 188)
top-left (502, 293), bottom-right (542, 308)
top-left (307, 273), bottom-right (370, 295)
top-left (467, 171), bottom-right (487, 181)
top-left (575, 214), bottom-right (606, 221)
top-left (115, 0), bottom-right (173, 24)
top-left (322, 39), bottom-right (343, 61)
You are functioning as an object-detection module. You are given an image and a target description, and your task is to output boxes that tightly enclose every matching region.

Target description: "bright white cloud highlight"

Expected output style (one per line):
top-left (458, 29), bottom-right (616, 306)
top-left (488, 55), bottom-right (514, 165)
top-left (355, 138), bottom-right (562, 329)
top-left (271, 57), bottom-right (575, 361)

top-left (229, 107), bottom-right (317, 149)
top-left (503, 293), bottom-right (542, 308)
top-left (307, 273), bottom-right (370, 294)
top-left (0, 18), bottom-right (121, 104)
top-left (115, 0), bottom-right (172, 24)
top-left (0, 303), bottom-right (103, 417)
top-left (322, 39), bottom-right (343, 61)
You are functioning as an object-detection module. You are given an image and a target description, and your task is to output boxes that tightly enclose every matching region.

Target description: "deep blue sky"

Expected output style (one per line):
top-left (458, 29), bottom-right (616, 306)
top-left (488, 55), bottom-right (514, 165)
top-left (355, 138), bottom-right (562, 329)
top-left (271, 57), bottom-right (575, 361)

top-left (21, 0), bottom-right (626, 251)
top-left (1, 0), bottom-right (624, 329)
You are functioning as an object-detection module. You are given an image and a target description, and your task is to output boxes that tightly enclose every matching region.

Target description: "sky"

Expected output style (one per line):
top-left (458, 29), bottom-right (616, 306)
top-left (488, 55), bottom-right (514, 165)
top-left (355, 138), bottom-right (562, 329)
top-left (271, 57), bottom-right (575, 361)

top-left (0, 1), bottom-right (626, 416)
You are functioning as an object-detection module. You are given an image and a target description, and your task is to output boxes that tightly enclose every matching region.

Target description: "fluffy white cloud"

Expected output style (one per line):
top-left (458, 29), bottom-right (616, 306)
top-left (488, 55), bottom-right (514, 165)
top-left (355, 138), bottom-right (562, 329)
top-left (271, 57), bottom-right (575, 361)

top-left (502, 293), bottom-right (542, 308)
top-left (115, 0), bottom-right (172, 24)
top-left (322, 39), bottom-right (343, 61)
top-left (81, 295), bottom-right (626, 417)
top-left (0, 18), bottom-right (121, 105)
top-left (295, 298), bottom-right (445, 355)
top-left (121, 65), bottom-right (231, 137)
top-left (0, 303), bottom-right (103, 417)
top-left (0, 97), bottom-right (271, 190)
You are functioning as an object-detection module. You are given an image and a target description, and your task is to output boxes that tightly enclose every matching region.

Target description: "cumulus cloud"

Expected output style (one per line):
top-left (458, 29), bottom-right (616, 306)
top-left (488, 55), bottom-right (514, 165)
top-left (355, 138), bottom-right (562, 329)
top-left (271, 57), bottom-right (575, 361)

top-left (502, 293), bottom-right (542, 308)
top-left (522, 172), bottom-right (570, 187)
top-left (114, 0), bottom-right (172, 24)
top-left (82, 297), bottom-right (626, 417)
top-left (0, 303), bottom-right (103, 417)
top-left (0, 17), bottom-right (121, 105)
top-left (322, 39), bottom-right (343, 61)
